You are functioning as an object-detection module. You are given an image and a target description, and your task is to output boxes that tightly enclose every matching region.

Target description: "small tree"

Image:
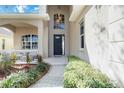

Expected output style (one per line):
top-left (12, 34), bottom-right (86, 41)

top-left (25, 52), bottom-right (31, 64)
top-left (10, 53), bottom-right (17, 64)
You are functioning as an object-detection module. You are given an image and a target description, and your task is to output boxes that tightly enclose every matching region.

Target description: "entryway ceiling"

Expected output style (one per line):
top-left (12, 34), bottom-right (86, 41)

top-left (10, 22), bottom-right (35, 28)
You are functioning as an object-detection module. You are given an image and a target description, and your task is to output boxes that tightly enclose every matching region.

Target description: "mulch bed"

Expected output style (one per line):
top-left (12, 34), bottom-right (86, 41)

top-left (0, 64), bottom-right (37, 80)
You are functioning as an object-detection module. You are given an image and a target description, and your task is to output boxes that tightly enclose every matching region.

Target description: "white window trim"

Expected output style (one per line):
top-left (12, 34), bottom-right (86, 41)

top-left (22, 34), bottom-right (38, 50)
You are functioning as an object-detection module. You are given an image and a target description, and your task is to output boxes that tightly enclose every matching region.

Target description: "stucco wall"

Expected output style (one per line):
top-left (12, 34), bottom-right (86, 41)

top-left (70, 5), bottom-right (124, 87)
top-left (14, 27), bottom-right (37, 49)
top-left (85, 5), bottom-right (110, 75)
top-left (108, 6), bottom-right (124, 87)
top-left (85, 5), bottom-right (124, 87)
top-left (43, 21), bottom-right (49, 58)
top-left (48, 6), bottom-right (69, 57)
top-left (69, 6), bottom-right (90, 62)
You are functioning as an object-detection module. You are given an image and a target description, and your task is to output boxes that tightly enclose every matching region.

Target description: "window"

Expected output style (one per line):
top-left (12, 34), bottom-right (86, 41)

top-left (22, 35), bottom-right (38, 49)
top-left (80, 22), bottom-right (84, 49)
top-left (54, 14), bottom-right (64, 30)
top-left (2, 39), bottom-right (5, 50)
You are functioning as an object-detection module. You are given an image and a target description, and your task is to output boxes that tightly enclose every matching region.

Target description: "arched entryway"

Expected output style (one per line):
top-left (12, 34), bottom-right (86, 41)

top-left (0, 22), bottom-right (39, 62)
top-left (0, 22), bottom-right (38, 51)
top-left (0, 19), bottom-right (46, 57)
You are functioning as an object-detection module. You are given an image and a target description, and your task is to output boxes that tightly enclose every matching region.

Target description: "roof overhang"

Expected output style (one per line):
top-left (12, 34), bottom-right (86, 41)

top-left (69, 5), bottom-right (86, 22)
top-left (0, 13), bottom-right (50, 20)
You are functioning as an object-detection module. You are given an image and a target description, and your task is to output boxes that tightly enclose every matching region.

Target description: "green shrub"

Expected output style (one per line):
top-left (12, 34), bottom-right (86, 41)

top-left (0, 54), bottom-right (14, 70)
top-left (0, 54), bottom-right (16, 78)
top-left (37, 54), bottom-right (43, 64)
top-left (64, 70), bottom-right (79, 88)
top-left (64, 56), bottom-right (116, 88)
top-left (0, 62), bottom-right (49, 88)
top-left (36, 62), bottom-right (49, 72)
top-left (27, 69), bottom-right (39, 82)
top-left (0, 71), bottom-right (29, 88)
top-left (68, 56), bottom-right (82, 62)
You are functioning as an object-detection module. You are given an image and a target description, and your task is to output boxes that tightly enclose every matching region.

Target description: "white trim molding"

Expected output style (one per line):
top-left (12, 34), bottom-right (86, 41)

top-left (69, 5), bottom-right (85, 22)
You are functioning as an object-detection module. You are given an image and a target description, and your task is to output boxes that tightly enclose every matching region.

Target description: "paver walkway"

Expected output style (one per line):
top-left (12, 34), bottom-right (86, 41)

top-left (29, 56), bottom-right (68, 88)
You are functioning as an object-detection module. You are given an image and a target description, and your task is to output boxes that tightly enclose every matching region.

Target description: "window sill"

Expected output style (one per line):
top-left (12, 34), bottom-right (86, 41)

top-left (53, 29), bottom-right (65, 31)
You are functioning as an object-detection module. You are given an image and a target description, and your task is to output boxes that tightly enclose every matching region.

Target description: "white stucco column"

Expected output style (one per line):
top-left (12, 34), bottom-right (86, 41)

top-left (37, 21), bottom-right (44, 56)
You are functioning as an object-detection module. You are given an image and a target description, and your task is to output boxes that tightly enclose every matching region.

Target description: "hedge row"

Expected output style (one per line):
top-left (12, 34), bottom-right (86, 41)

top-left (64, 56), bottom-right (117, 88)
top-left (0, 63), bottom-right (49, 88)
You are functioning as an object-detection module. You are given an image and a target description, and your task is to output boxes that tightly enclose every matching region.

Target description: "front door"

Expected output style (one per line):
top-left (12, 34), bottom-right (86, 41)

top-left (54, 35), bottom-right (64, 55)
